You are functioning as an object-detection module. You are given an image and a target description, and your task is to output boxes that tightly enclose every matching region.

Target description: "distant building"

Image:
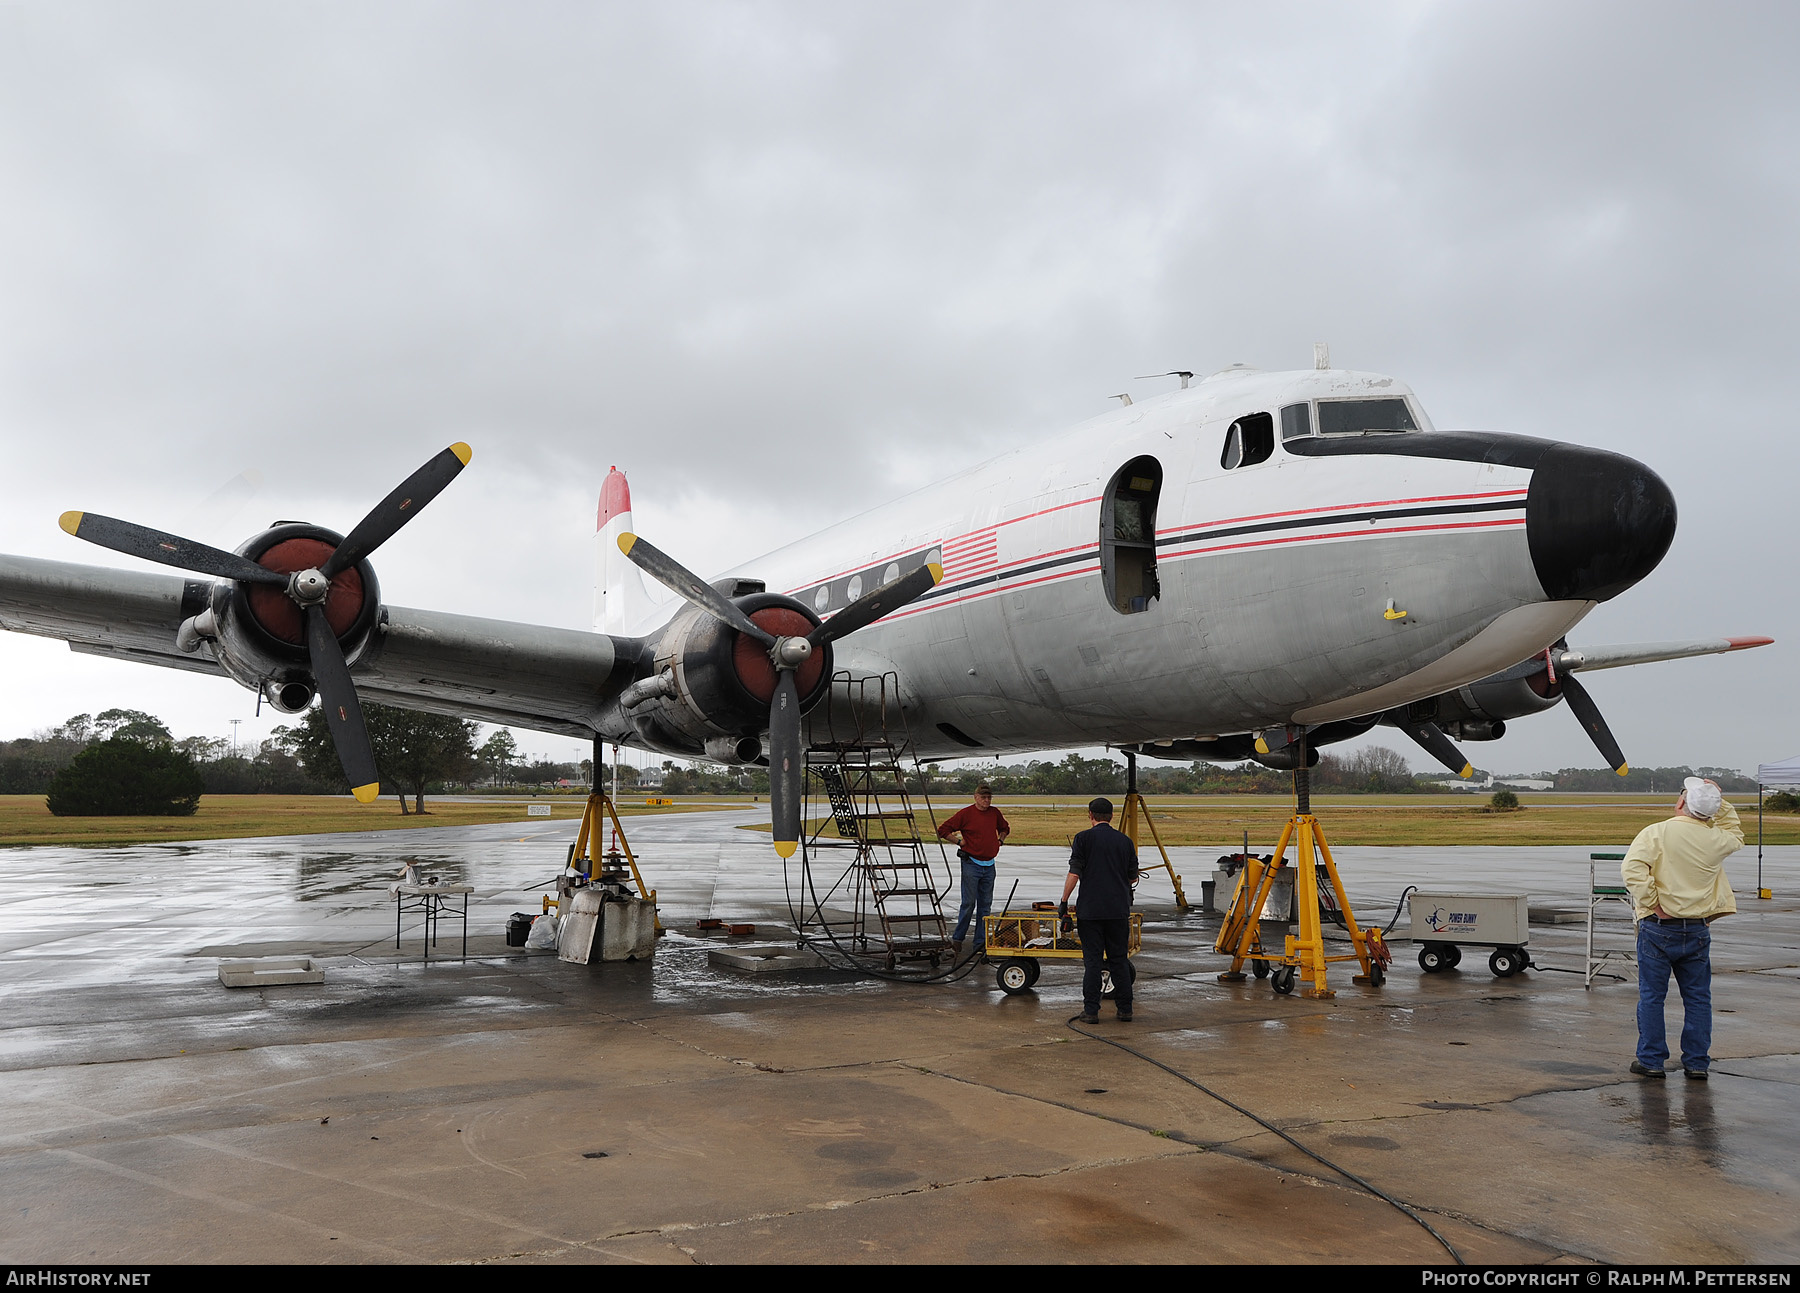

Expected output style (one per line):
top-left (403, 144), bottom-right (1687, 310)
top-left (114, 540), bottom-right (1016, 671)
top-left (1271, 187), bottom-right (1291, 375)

top-left (1430, 775), bottom-right (1493, 791)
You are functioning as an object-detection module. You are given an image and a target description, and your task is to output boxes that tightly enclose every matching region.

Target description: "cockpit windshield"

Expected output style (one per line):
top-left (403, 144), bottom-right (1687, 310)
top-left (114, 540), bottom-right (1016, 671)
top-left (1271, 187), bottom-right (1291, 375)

top-left (1316, 398), bottom-right (1418, 436)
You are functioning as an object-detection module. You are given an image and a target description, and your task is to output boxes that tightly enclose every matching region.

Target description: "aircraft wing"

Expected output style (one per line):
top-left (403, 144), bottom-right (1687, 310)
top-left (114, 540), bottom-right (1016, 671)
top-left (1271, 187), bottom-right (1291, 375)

top-left (1558, 636), bottom-right (1774, 673)
top-left (0, 554), bottom-right (635, 740)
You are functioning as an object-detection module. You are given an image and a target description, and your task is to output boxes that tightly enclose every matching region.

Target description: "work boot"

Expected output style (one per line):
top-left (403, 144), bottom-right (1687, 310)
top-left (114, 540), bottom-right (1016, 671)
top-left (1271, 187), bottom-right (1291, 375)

top-left (1117, 1009), bottom-right (1133, 1022)
top-left (1629, 1061), bottom-right (1666, 1079)
top-left (950, 939), bottom-right (963, 958)
top-left (1077, 1012), bottom-right (1100, 1025)
top-left (1684, 1068), bottom-right (1709, 1080)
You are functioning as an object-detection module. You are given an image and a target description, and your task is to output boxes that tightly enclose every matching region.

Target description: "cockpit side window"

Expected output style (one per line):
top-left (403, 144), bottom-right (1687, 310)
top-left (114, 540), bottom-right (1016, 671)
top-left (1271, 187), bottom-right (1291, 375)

top-left (1219, 412), bottom-right (1274, 470)
top-left (1316, 397), bottom-right (1418, 436)
top-left (1280, 403), bottom-right (1312, 440)
top-left (1099, 456), bottom-right (1161, 615)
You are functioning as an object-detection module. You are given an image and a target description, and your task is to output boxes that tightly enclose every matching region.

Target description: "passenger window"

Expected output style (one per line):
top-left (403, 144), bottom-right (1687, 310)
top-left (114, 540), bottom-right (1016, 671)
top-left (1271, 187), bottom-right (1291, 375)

top-left (1280, 403), bottom-right (1312, 440)
top-left (1099, 456), bottom-right (1161, 615)
top-left (1219, 413), bottom-right (1274, 469)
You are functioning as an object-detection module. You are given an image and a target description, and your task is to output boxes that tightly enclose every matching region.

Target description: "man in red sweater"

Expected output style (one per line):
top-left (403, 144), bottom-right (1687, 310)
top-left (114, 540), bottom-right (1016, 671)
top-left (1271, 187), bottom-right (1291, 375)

top-left (937, 783), bottom-right (1011, 958)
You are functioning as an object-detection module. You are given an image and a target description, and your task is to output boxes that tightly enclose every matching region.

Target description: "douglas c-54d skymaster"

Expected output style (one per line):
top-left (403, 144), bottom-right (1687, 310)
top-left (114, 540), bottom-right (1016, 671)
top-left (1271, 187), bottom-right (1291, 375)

top-left (0, 361), bottom-right (1771, 854)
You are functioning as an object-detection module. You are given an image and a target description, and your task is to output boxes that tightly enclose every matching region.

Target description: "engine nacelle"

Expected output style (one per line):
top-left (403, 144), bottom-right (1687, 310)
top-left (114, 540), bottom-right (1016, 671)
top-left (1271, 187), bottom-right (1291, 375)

top-left (622, 592), bottom-right (832, 758)
top-left (178, 522), bottom-right (382, 707)
top-left (1395, 670), bottom-right (1561, 740)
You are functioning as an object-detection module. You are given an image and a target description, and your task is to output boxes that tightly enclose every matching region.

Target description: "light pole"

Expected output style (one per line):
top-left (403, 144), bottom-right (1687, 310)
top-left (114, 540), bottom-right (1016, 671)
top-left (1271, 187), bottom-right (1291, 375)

top-left (229, 719), bottom-right (242, 760)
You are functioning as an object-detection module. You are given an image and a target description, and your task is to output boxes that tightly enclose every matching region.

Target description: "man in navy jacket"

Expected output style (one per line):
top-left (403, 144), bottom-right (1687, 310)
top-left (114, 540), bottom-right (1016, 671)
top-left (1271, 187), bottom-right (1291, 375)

top-left (1060, 797), bottom-right (1139, 1023)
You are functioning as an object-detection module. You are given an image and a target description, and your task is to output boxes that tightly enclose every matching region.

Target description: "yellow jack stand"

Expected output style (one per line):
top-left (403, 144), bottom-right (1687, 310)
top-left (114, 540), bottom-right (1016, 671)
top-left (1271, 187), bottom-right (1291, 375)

top-left (1120, 750), bottom-right (1189, 912)
top-left (1214, 740), bottom-right (1380, 997)
top-left (565, 791), bottom-right (662, 932)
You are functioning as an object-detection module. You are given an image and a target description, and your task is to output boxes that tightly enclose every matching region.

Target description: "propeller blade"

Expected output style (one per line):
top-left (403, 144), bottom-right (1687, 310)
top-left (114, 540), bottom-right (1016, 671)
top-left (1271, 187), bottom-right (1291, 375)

top-left (616, 532), bottom-right (776, 645)
top-left (322, 443), bottom-right (472, 578)
top-left (808, 561), bottom-right (943, 647)
top-left (305, 603), bottom-right (381, 803)
top-left (1392, 716), bottom-right (1474, 779)
top-left (769, 669), bottom-right (802, 857)
top-left (1559, 672), bottom-right (1629, 775)
top-left (58, 511), bottom-right (288, 585)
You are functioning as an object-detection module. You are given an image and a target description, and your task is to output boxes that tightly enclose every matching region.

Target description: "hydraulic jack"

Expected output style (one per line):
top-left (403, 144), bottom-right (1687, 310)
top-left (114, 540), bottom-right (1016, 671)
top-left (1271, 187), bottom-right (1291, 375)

top-left (1214, 735), bottom-right (1386, 997)
top-left (1119, 749), bottom-right (1190, 912)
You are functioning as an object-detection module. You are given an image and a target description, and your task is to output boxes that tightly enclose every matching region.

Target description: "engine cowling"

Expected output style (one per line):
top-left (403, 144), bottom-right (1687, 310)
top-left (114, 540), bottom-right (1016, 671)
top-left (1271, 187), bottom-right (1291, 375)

top-left (623, 592), bottom-right (832, 759)
top-left (183, 523), bottom-right (382, 713)
top-left (1392, 669), bottom-right (1562, 741)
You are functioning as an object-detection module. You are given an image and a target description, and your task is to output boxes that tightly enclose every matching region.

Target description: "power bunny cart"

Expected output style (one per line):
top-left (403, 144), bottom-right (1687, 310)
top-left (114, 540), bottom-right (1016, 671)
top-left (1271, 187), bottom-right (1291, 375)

top-left (1408, 891), bottom-right (1531, 977)
top-left (984, 908), bottom-right (1143, 995)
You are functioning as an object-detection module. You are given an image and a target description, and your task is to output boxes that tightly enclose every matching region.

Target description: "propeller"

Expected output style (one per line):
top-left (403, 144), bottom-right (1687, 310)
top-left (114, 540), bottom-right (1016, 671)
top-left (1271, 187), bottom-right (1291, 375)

top-left (1558, 671), bottom-right (1628, 776)
top-left (60, 443), bottom-right (473, 803)
top-left (1390, 714), bottom-right (1474, 779)
top-left (618, 534), bottom-right (943, 855)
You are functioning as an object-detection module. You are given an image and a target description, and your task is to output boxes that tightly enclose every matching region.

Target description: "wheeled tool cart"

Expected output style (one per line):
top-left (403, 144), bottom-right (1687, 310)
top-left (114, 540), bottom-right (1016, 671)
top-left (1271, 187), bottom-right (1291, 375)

top-left (983, 909), bottom-right (1142, 995)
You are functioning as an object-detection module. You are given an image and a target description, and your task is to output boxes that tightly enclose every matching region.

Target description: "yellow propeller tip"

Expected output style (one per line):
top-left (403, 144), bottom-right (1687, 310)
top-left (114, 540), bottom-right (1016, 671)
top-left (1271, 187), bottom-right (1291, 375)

top-left (773, 840), bottom-right (797, 858)
top-left (1460, 764), bottom-right (1474, 779)
top-left (352, 783), bottom-right (380, 804)
top-left (1254, 737), bottom-right (1269, 755)
top-left (1617, 764), bottom-right (1630, 776)
top-left (449, 442), bottom-right (473, 466)
top-left (926, 562), bottom-right (944, 584)
top-left (58, 511), bottom-right (82, 536)
top-left (617, 532), bottom-right (636, 556)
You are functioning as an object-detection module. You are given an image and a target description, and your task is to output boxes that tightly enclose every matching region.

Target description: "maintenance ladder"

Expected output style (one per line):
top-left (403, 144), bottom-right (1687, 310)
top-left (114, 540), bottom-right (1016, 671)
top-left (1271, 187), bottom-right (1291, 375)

top-left (797, 674), bottom-right (954, 971)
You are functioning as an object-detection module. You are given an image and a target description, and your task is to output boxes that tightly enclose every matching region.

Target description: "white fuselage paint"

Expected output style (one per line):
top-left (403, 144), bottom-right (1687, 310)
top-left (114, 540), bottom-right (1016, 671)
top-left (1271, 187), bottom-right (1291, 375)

top-left (640, 368), bottom-right (1589, 761)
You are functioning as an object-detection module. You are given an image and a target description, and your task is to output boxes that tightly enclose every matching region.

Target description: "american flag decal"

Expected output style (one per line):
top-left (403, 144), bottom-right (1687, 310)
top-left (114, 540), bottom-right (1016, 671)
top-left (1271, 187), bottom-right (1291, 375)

top-left (939, 530), bottom-right (998, 581)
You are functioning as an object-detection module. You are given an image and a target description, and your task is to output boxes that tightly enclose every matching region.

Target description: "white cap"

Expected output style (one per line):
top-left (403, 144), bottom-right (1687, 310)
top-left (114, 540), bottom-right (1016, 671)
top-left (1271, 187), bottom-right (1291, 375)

top-left (1683, 777), bottom-right (1722, 820)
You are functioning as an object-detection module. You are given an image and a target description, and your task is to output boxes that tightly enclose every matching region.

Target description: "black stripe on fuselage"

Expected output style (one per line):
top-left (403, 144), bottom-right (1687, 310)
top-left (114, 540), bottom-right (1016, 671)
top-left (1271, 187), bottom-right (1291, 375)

top-left (792, 432), bottom-right (1549, 615)
top-left (905, 495), bottom-right (1525, 605)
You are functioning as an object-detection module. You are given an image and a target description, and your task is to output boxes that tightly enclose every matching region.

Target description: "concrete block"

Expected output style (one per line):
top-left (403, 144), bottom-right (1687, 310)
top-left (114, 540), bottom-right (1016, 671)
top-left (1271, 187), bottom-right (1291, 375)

top-left (218, 957), bottom-right (324, 988)
top-left (708, 945), bottom-right (827, 974)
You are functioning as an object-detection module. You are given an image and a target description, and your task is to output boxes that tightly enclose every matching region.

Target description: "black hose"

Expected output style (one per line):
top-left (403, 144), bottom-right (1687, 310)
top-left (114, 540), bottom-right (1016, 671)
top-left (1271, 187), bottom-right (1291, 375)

top-left (781, 832), bottom-right (990, 985)
top-left (1064, 1013), bottom-right (1465, 1266)
top-left (1384, 885), bottom-right (1418, 935)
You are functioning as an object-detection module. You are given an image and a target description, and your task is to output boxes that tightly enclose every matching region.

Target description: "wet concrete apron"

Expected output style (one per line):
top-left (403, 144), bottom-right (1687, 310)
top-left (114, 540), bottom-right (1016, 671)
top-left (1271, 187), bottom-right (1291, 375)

top-left (0, 810), bottom-right (1794, 1263)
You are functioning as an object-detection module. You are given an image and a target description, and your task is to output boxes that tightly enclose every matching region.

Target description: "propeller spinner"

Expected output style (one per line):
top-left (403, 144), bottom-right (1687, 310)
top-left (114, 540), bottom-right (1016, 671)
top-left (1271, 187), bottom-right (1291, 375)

top-left (59, 443), bottom-right (473, 804)
top-left (618, 533), bottom-right (942, 855)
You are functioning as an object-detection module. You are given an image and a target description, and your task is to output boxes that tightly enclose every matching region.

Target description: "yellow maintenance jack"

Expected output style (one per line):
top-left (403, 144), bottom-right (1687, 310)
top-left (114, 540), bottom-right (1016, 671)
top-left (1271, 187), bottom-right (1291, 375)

top-left (1214, 733), bottom-right (1387, 997)
top-left (559, 788), bottom-right (662, 933)
top-left (1119, 749), bottom-right (1189, 912)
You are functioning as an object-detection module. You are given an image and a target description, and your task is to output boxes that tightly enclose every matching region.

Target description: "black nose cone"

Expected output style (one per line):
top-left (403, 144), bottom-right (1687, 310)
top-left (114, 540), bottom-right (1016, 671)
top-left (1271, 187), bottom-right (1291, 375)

top-left (1526, 444), bottom-right (1676, 602)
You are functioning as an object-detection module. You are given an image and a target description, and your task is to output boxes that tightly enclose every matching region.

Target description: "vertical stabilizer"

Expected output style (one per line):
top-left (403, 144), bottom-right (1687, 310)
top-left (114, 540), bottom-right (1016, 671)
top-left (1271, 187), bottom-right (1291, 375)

top-left (595, 467), bottom-right (662, 635)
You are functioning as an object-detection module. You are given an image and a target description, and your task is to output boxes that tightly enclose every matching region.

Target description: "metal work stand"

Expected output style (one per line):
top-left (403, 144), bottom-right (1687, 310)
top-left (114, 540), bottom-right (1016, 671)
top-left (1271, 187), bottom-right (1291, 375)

top-left (395, 882), bottom-right (471, 962)
top-left (1586, 851), bottom-right (1633, 988)
top-left (1118, 750), bottom-right (1189, 912)
top-left (1214, 738), bottom-right (1383, 997)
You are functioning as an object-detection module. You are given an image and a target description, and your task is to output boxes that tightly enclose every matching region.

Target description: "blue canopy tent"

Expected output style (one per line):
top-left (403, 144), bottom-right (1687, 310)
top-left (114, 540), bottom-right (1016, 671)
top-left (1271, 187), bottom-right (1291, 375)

top-left (1753, 756), bottom-right (1800, 897)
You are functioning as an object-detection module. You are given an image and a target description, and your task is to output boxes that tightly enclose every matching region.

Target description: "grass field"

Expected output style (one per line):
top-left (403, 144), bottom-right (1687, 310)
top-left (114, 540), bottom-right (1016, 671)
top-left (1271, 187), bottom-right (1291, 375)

top-left (779, 793), bottom-right (1800, 850)
top-left (4, 791), bottom-right (1794, 850)
top-left (0, 794), bottom-right (723, 848)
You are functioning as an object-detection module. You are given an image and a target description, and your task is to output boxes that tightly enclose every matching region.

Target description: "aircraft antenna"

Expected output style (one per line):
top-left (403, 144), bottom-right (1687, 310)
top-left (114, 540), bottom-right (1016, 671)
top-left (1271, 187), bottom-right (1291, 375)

top-left (1110, 393), bottom-right (1133, 406)
top-left (1134, 370), bottom-right (1194, 389)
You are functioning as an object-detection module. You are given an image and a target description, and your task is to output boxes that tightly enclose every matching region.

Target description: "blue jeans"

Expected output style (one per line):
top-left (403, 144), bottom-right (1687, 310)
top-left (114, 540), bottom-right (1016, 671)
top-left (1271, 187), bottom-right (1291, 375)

top-left (1636, 919), bottom-right (1713, 1072)
top-left (953, 857), bottom-right (996, 946)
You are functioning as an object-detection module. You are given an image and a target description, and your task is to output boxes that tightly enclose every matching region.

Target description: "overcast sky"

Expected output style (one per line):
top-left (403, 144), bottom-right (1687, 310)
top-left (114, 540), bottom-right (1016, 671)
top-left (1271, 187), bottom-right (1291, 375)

top-left (1, 1), bottom-right (1794, 778)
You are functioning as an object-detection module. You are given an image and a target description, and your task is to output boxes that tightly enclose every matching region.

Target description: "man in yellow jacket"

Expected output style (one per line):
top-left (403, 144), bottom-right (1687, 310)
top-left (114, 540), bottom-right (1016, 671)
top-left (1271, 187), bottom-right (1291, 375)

top-left (1621, 777), bottom-right (1743, 1079)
